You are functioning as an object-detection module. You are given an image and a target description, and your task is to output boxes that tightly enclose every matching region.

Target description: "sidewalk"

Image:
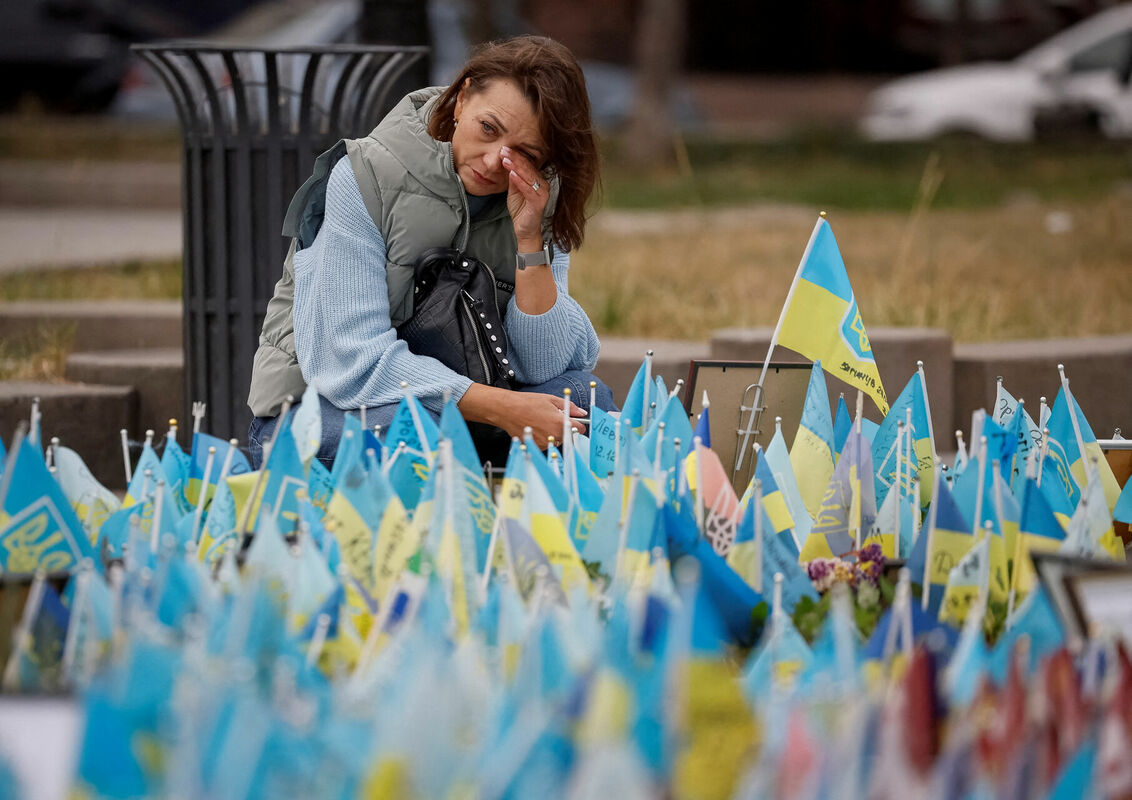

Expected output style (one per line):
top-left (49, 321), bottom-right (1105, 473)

top-left (0, 207), bottom-right (181, 273)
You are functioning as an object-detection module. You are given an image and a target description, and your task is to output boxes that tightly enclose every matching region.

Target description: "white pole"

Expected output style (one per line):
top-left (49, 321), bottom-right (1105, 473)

top-left (916, 360), bottom-right (939, 463)
top-left (642, 350), bottom-right (654, 430)
top-left (120, 429), bottom-right (132, 485)
top-left (1037, 427), bottom-right (1051, 488)
top-left (191, 446), bottom-right (217, 543)
top-left (693, 436), bottom-right (705, 533)
top-left (921, 460), bottom-right (943, 610)
top-left (28, 397), bottom-right (40, 447)
top-left (973, 437), bottom-right (988, 531)
top-left (150, 480), bottom-right (166, 554)
top-left (192, 401), bottom-right (206, 435)
top-left (895, 421), bottom-right (904, 559)
top-left (753, 479), bottom-right (764, 595)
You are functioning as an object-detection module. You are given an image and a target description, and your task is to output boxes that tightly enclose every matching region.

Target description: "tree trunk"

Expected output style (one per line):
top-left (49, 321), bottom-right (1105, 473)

top-left (624, 0), bottom-right (685, 167)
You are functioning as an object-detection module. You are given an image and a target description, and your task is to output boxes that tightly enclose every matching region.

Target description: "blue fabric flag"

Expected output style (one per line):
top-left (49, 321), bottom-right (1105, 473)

top-left (1, 436), bottom-right (95, 573)
top-left (833, 394), bottom-right (852, 459)
top-left (159, 435), bottom-right (193, 515)
top-left (693, 400), bottom-right (711, 449)
top-left (988, 586), bottom-right (1064, 683)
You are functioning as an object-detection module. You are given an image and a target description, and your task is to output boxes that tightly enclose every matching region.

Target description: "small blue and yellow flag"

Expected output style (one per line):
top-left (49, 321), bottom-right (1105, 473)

top-left (906, 477), bottom-right (973, 617)
top-left (1045, 387), bottom-right (1121, 513)
top-left (871, 371), bottom-right (933, 509)
top-left (1, 436), bottom-right (95, 573)
top-left (186, 432), bottom-right (251, 507)
top-left (790, 361), bottom-right (835, 521)
top-left (776, 217), bottom-right (888, 416)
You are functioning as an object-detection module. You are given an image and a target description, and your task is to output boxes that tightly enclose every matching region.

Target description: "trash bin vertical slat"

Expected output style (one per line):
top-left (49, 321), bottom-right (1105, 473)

top-left (131, 43), bottom-right (429, 441)
top-left (296, 53), bottom-right (325, 183)
top-left (220, 51), bottom-right (259, 432)
top-left (357, 52), bottom-right (422, 134)
top-left (327, 53), bottom-right (369, 135)
top-left (183, 50), bottom-right (234, 438)
top-left (263, 53), bottom-right (285, 307)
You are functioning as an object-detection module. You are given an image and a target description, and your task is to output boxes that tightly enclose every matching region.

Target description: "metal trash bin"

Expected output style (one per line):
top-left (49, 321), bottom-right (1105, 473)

top-left (131, 42), bottom-right (428, 441)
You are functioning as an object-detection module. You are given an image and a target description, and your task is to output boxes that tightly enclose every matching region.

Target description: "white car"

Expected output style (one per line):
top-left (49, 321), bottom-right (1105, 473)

top-left (861, 3), bottom-right (1132, 141)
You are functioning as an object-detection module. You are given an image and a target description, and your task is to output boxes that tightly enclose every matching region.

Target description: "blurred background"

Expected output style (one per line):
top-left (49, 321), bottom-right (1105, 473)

top-left (1, 0), bottom-right (1129, 376)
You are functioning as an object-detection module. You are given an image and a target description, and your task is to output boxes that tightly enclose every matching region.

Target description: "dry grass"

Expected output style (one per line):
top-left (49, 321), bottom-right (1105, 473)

top-left (570, 195), bottom-right (1132, 343)
top-left (0, 258), bottom-right (181, 301)
top-left (0, 324), bottom-right (75, 382)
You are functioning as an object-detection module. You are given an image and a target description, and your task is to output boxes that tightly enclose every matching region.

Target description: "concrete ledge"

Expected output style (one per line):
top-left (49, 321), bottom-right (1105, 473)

top-left (0, 381), bottom-right (138, 489)
top-left (710, 327), bottom-right (954, 432)
top-left (0, 301), bottom-right (182, 353)
top-left (65, 349), bottom-right (184, 437)
top-left (594, 338), bottom-right (711, 406)
top-left (0, 160), bottom-right (180, 209)
top-left (953, 335), bottom-right (1132, 439)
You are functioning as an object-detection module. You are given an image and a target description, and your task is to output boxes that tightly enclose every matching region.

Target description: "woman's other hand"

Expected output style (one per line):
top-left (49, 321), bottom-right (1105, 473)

top-left (459, 383), bottom-right (586, 450)
top-left (502, 146), bottom-right (548, 251)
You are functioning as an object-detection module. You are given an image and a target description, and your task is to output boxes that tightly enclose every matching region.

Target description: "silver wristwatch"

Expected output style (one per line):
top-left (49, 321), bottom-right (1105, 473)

top-left (516, 242), bottom-right (552, 270)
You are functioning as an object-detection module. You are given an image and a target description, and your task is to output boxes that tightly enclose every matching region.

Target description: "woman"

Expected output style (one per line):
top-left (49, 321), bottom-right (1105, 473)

top-left (246, 35), bottom-right (616, 469)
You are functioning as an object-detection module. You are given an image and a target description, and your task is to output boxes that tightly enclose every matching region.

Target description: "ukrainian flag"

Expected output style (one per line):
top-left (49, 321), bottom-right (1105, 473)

top-left (739, 445), bottom-right (795, 539)
top-left (1012, 477), bottom-right (1067, 598)
top-left (186, 432), bottom-right (250, 507)
top-left (1045, 387), bottom-right (1120, 513)
top-left (776, 217), bottom-right (888, 416)
top-left (871, 371), bottom-right (933, 509)
top-left (939, 535), bottom-right (988, 627)
top-left (790, 362), bottom-right (835, 522)
top-left (906, 477), bottom-right (972, 617)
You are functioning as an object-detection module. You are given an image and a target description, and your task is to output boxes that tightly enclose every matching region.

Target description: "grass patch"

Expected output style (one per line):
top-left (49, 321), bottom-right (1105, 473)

top-left (601, 131), bottom-right (1132, 211)
top-left (0, 324), bottom-right (75, 382)
top-left (0, 259), bottom-right (181, 301)
top-left (572, 196), bottom-right (1132, 343)
top-left (0, 115), bottom-right (180, 162)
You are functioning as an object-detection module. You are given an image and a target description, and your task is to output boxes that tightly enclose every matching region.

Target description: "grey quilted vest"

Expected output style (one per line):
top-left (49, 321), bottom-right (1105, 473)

top-left (247, 87), bottom-right (558, 418)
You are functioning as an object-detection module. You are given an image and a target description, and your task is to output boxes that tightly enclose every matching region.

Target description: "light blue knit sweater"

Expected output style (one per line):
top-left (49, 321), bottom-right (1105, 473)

top-left (292, 156), bottom-right (601, 414)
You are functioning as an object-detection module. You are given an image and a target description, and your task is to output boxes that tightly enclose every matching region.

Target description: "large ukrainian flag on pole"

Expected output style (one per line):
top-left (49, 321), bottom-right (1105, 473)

top-left (775, 216), bottom-right (889, 416)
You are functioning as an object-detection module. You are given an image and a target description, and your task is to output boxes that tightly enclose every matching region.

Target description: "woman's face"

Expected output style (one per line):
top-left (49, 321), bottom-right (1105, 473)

top-left (452, 78), bottom-right (546, 196)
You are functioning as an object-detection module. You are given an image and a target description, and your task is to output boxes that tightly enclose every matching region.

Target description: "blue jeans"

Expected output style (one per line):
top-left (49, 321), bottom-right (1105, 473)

top-left (247, 369), bottom-right (617, 470)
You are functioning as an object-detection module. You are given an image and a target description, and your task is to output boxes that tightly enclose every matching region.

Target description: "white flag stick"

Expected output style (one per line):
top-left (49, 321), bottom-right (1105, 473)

top-left (120, 429), bottom-right (132, 485)
top-left (921, 459), bottom-right (943, 610)
top-left (916, 360), bottom-right (939, 463)
top-left (28, 397), bottom-right (40, 447)
top-left (642, 350), bottom-right (654, 430)
top-left (653, 422), bottom-right (666, 487)
top-left (401, 385), bottom-right (432, 469)
top-left (191, 446), bottom-right (217, 543)
top-left (693, 436), bottom-right (705, 533)
top-left (561, 388), bottom-right (575, 501)
top-left (753, 479), bottom-right (764, 595)
top-left (150, 480), bottom-right (166, 554)
top-left (192, 401), bottom-right (206, 435)
top-left (973, 437), bottom-right (988, 531)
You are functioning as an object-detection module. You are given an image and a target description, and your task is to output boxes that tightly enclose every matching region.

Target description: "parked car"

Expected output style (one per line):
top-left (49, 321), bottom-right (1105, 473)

top-left (860, 3), bottom-right (1132, 141)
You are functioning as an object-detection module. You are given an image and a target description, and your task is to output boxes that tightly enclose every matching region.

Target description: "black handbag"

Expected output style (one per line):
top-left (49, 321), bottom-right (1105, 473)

top-left (396, 247), bottom-right (515, 390)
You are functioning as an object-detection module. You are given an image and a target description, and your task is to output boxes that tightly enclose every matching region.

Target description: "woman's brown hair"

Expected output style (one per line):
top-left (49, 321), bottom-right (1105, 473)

top-left (428, 35), bottom-right (599, 253)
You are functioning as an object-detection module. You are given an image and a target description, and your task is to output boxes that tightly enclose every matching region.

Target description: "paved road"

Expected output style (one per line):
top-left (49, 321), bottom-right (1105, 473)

top-left (0, 207), bottom-right (181, 274)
